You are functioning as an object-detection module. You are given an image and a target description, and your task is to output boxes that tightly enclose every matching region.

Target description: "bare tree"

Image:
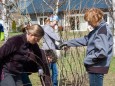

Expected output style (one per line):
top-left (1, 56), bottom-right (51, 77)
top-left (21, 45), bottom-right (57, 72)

top-left (0, 0), bottom-right (19, 41)
top-left (112, 0), bottom-right (115, 31)
top-left (112, 0), bottom-right (115, 56)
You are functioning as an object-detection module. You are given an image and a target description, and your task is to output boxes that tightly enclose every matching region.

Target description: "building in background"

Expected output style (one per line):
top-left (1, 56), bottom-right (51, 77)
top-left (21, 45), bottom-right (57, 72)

top-left (21, 0), bottom-right (113, 31)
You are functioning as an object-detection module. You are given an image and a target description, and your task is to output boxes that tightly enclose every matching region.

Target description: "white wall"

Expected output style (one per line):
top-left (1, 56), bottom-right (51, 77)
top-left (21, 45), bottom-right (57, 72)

top-left (0, 19), bottom-right (3, 25)
top-left (79, 22), bottom-right (88, 31)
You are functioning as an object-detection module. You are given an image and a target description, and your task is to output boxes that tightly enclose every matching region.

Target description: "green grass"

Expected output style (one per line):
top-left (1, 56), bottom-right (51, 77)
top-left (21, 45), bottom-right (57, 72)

top-left (9, 32), bottom-right (22, 37)
top-left (109, 57), bottom-right (115, 73)
top-left (103, 57), bottom-right (115, 86)
top-left (0, 32), bottom-right (22, 46)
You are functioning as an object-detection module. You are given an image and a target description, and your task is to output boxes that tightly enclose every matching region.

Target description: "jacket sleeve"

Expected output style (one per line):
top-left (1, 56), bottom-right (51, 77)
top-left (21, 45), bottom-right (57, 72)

top-left (44, 26), bottom-right (60, 41)
top-left (84, 33), bottom-right (108, 65)
top-left (32, 44), bottom-right (45, 69)
top-left (92, 33), bottom-right (108, 63)
top-left (63, 36), bottom-right (88, 47)
top-left (0, 39), bottom-right (18, 60)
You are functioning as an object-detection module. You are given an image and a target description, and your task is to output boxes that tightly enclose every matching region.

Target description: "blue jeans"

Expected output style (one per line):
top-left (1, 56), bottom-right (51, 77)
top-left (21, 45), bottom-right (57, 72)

top-left (50, 63), bottom-right (58, 86)
top-left (88, 73), bottom-right (104, 86)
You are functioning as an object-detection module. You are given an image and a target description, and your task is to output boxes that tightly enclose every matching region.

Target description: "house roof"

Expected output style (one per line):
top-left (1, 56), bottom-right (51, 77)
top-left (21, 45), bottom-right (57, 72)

top-left (22, 0), bottom-right (112, 15)
top-left (59, 0), bottom-right (112, 11)
top-left (22, 0), bottom-right (53, 14)
top-left (18, 0), bottom-right (32, 12)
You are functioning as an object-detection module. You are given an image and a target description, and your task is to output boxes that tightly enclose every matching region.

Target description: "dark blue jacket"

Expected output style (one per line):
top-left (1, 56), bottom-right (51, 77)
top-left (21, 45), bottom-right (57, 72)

top-left (63, 20), bottom-right (113, 74)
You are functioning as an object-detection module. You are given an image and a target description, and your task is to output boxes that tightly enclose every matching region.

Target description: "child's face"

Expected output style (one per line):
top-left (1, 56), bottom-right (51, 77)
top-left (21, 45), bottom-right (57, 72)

top-left (47, 56), bottom-right (53, 63)
top-left (27, 34), bottom-right (42, 44)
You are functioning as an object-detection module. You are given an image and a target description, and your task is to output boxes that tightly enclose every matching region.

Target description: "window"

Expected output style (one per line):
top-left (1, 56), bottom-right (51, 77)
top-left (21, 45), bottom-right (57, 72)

top-left (40, 18), bottom-right (43, 25)
top-left (76, 16), bottom-right (80, 30)
top-left (69, 17), bottom-right (75, 30)
top-left (39, 17), bottom-right (48, 25)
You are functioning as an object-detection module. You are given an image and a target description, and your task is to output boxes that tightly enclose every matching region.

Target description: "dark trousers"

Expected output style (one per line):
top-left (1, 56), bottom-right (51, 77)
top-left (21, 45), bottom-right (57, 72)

top-left (21, 73), bottom-right (32, 86)
top-left (0, 71), bottom-right (23, 86)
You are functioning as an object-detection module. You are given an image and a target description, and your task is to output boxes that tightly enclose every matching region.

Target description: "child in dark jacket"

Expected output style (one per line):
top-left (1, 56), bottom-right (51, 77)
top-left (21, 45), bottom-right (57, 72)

top-left (60, 8), bottom-right (113, 86)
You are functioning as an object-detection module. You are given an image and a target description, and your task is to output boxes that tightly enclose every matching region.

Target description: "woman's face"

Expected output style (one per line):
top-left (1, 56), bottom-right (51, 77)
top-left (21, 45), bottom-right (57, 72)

top-left (87, 21), bottom-right (93, 27)
top-left (27, 34), bottom-right (42, 44)
top-left (88, 21), bottom-right (97, 28)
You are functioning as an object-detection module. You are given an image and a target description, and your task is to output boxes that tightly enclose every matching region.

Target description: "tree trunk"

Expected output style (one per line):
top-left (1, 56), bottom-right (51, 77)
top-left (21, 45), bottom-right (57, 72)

top-left (2, 0), bottom-right (9, 41)
top-left (112, 0), bottom-right (115, 56)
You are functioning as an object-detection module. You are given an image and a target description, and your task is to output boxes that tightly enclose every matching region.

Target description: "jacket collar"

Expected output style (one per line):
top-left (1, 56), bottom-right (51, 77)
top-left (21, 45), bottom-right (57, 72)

top-left (95, 20), bottom-right (106, 29)
top-left (22, 33), bottom-right (32, 47)
top-left (22, 33), bottom-right (28, 43)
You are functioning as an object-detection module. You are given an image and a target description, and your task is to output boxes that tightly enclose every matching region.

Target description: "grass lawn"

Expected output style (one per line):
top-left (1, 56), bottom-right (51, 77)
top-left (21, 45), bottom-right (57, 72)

top-left (104, 57), bottom-right (115, 86)
top-left (0, 32), bottom-right (115, 86)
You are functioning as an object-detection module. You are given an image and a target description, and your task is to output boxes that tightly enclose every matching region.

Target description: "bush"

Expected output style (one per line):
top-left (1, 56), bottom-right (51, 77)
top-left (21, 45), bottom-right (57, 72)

top-left (12, 20), bottom-right (16, 32)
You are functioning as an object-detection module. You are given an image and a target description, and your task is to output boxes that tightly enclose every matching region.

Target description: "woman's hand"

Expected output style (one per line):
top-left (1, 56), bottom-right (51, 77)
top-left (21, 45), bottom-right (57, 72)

top-left (60, 44), bottom-right (70, 51)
